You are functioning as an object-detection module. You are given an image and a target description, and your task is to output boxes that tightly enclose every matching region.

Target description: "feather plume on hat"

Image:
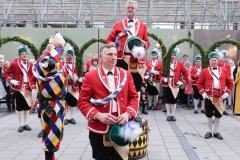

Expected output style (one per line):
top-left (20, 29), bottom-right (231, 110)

top-left (219, 50), bottom-right (229, 59)
top-left (119, 121), bottom-right (143, 142)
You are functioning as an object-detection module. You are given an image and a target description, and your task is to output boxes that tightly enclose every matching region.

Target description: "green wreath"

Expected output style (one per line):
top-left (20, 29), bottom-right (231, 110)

top-left (78, 38), bottom-right (106, 76)
top-left (206, 39), bottom-right (240, 68)
top-left (0, 36), bottom-right (39, 59)
top-left (147, 33), bottom-right (166, 55)
top-left (163, 38), bottom-right (205, 76)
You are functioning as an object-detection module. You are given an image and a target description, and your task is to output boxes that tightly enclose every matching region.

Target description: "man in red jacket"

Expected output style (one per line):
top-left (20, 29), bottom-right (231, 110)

top-left (145, 48), bottom-right (162, 110)
top-left (4, 45), bottom-right (36, 133)
top-left (106, 0), bottom-right (150, 94)
top-left (218, 50), bottom-right (231, 116)
top-left (197, 50), bottom-right (234, 140)
top-left (78, 44), bottom-right (138, 160)
top-left (64, 48), bottom-right (79, 125)
top-left (161, 49), bottom-right (188, 122)
top-left (191, 54), bottom-right (205, 114)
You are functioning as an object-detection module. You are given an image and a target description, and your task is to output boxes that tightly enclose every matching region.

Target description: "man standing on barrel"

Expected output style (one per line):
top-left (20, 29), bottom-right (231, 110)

top-left (106, 0), bottom-right (150, 98)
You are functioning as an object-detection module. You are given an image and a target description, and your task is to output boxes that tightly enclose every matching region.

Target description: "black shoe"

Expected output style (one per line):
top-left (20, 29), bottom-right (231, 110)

top-left (167, 116), bottom-right (171, 121)
top-left (204, 132), bottom-right (212, 139)
top-left (23, 125), bottom-right (32, 131)
top-left (194, 110), bottom-right (198, 114)
top-left (223, 111), bottom-right (229, 116)
top-left (147, 106), bottom-right (152, 110)
top-left (142, 110), bottom-right (148, 115)
top-left (7, 105), bottom-right (11, 111)
top-left (201, 109), bottom-right (206, 113)
top-left (162, 107), bottom-right (167, 112)
top-left (38, 130), bottom-right (43, 138)
top-left (64, 119), bottom-right (69, 125)
top-left (152, 106), bottom-right (157, 110)
top-left (70, 118), bottom-right (76, 124)
top-left (171, 116), bottom-right (176, 121)
top-left (18, 126), bottom-right (24, 132)
top-left (214, 132), bottom-right (223, 140)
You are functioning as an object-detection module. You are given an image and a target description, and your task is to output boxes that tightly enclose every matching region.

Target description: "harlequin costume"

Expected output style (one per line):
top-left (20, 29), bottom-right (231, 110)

top-left (32, 32), bottom-right (67, 160)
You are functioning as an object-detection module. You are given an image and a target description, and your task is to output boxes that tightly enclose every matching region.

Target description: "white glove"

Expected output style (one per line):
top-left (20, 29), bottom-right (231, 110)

top-left (78, 77), bottom-right (83, 83)
top-left (177, 81), bottom-right (183, 86)
top-left (221, 92), bottom-right (229, 99)
top-left (32, 89), bottom-right (37, 102)
top-left (144, 75), bottom-right (149, 80)
top-left (163, 77), bottom-right (168, 82)
top-left (153, 71), bottom-right (159, 75)
top-left (202, 92), bottom-right (209, 99)
top-left (10, 79), bottom-right (20, 86)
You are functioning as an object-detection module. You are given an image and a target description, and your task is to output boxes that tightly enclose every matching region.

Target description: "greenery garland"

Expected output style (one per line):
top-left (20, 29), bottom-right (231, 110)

top-left (2, 35), bottom-right (240, 77)
top-left (206, 39), bottom-right (240, 68)
top-left (163, 38), bottom-right (205, 76)
top-left (78, 38), bottom-right (106, 76)
top-left (0, 36), bottom-right (39, 59)
top-left (147, 33), bottom-right (166, 55)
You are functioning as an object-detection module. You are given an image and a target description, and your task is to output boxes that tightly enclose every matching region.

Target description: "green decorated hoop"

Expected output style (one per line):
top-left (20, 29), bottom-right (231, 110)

top-left (147, 33), bottom-right (167, 56)
top-left (0, 36), bottom-right (39, 59)
top-left (163, 38), bottom-right (205, 76)
top-left (78, 38), bottom-right (106, 76)
top-left (206, 39), bottom-right (240, 68)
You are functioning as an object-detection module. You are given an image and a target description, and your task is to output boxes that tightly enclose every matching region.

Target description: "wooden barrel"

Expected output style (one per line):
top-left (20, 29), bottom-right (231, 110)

top-left (129, 119), bottom-right (149, 159)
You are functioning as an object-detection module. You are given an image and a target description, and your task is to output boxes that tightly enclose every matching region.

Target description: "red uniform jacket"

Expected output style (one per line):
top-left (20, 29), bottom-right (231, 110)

top-left (4, 59), bottom-right (36, 91)
top-left (146, 59), bottom-right (162, 82)
top-left (106, 18), bottom-right (150, 63)
top-left (197, 66), bottom-right (234, 97)
top-left (64, 60), bottom-right (79, 90)
top-left (78, 66), bottom-right (138, 134)
top-left (161, 61), bottom-right (188, 87)
top-left (86, 59), bottom-right (92, 70)
top-left (218, 61), bottom-right (231, 76)
top-left (191, 65), bottom-right (202, 85)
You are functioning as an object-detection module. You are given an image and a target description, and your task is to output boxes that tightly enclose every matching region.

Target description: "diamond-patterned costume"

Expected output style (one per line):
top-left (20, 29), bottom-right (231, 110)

top-left (33, 49), bottom-right (67, 152)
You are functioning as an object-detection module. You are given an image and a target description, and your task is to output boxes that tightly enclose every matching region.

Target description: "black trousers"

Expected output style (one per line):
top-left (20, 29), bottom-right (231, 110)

top-left (193, 85), bottom-right (203, 100)
top-left (205, 99), bottom-right (222, 118)
top-left (89, 131), bottom-right (123, 160)
top-left (65, 92), bottom-right (77, 107)
top-left (116, 59), bottom-right (142, 92)
top-left (179, 88), bottom-right (187, 105)
top-left (2, 81), bottom-right (15, 110)
top-left (163, 87), bottom-right (177, 104)
top-left (15, 91), bottom-right (30, 111)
